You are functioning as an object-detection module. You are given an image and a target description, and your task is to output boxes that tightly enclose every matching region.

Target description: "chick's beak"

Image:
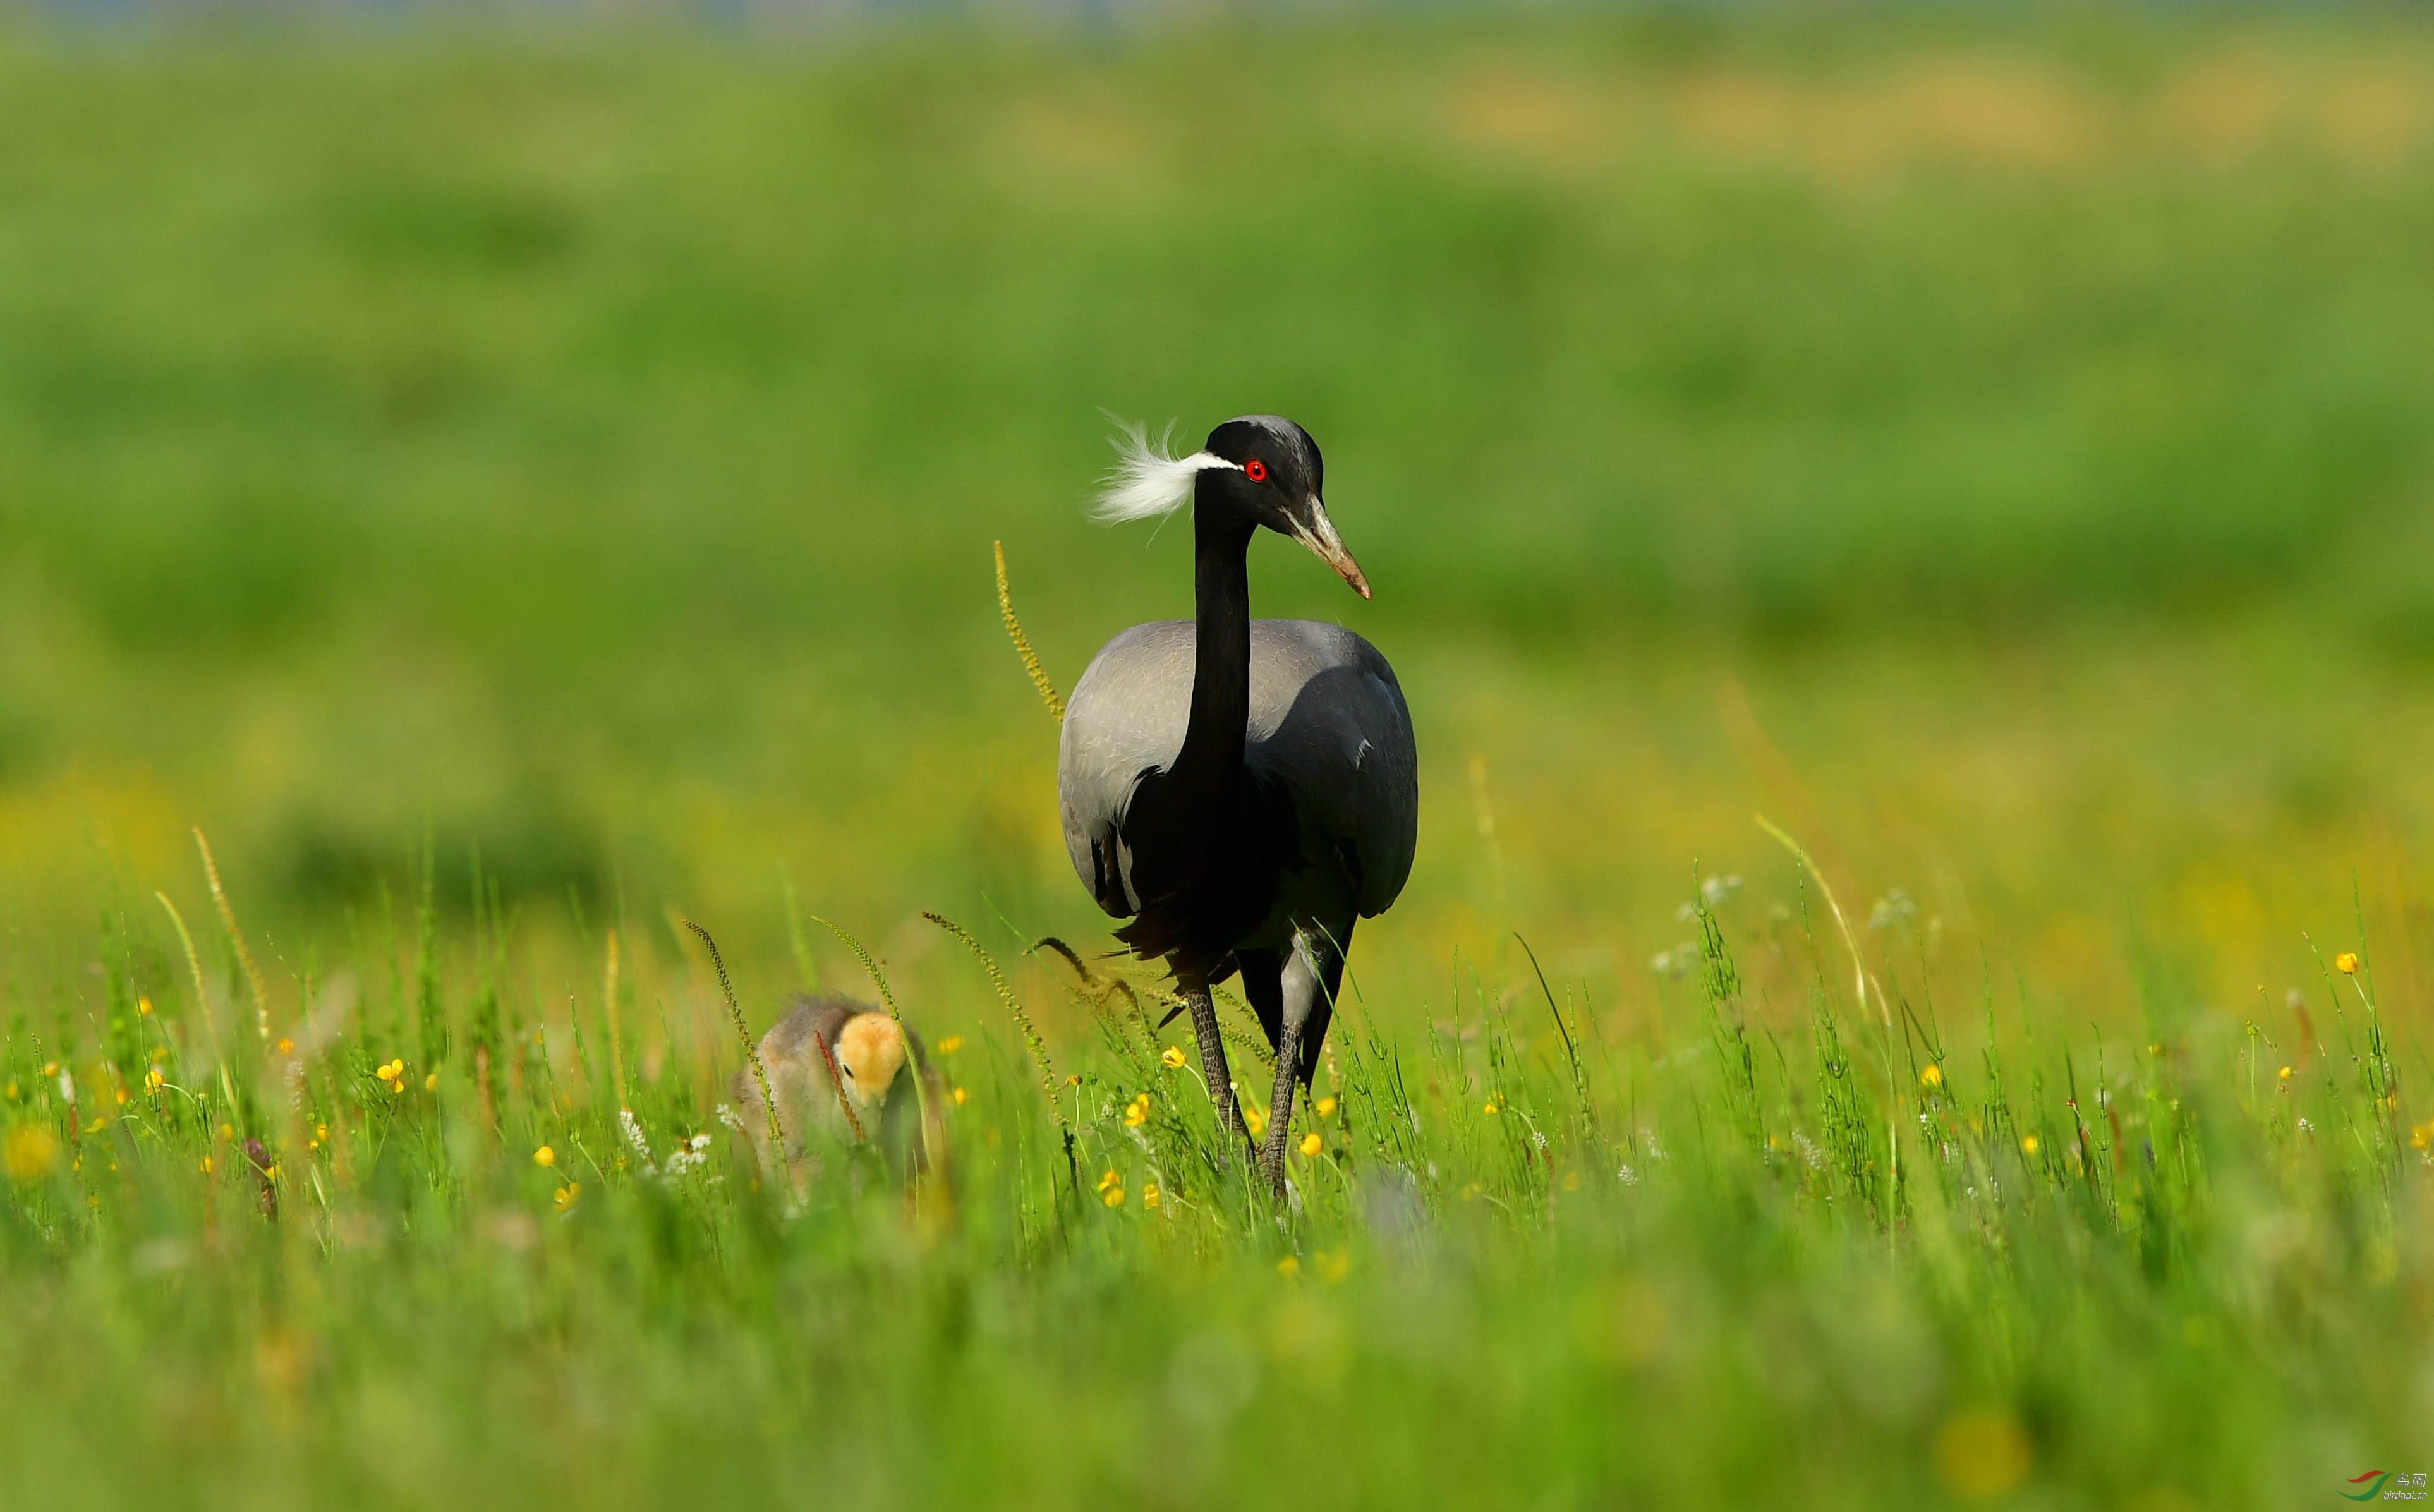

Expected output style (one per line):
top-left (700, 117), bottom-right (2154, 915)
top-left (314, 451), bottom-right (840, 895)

top-left (1292, 499), bottom-right (1371, 600)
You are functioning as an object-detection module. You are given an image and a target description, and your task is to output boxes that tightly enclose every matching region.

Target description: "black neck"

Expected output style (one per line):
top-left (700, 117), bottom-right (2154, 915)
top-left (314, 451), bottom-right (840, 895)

top-left (1170, 509), bottom-right (1255, 797)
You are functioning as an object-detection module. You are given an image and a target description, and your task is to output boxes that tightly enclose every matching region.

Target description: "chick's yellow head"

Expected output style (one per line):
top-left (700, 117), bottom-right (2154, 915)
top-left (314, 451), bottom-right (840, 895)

top-left (835, 1013), bottom-right (909, 1108)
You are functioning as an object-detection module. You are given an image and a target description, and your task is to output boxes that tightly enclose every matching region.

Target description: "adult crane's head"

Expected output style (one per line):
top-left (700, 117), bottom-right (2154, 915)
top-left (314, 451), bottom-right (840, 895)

top-left (1096, 414), bottom-right (1369, 599)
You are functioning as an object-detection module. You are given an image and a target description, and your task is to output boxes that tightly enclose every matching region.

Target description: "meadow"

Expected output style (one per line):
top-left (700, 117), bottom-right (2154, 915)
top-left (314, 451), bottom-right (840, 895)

top-left (4, 8), bottom-right (2434, 1506)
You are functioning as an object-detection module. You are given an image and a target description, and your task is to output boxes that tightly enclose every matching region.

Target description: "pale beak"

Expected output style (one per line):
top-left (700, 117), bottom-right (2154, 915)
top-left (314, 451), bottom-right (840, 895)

top-left (1292, 499), bottom-right (1371, 600)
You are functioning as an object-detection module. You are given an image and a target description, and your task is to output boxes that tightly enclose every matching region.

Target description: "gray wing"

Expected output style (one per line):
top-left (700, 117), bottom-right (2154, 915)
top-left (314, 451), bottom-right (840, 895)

top-left (1058, 619), bottom-right (1418, 921)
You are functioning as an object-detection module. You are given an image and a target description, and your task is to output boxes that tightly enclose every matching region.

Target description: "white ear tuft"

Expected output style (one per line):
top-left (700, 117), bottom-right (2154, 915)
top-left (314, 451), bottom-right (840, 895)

top-left (1094, 415), bottom-right (1237, 523)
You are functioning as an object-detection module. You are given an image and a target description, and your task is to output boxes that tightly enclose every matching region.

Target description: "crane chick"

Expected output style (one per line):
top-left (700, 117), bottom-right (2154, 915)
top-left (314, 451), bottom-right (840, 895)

top-left (732, 993), bottom-right (942, 1183)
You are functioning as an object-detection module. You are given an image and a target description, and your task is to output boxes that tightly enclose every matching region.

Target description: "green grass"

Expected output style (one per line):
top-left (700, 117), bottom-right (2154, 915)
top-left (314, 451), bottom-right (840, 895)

top-left (6, 9), bottom-right (2434, 1508)
top-left (3, 844), bottom-right (2423, 1509)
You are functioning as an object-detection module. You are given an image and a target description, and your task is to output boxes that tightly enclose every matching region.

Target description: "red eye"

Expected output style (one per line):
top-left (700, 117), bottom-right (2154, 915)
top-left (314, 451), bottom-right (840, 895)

top-left (1244, 459), bottom-right (1268, 482)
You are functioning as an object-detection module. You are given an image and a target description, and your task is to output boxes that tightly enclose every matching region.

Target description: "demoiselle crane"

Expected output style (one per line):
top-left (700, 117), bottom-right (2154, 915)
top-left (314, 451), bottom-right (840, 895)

top-left (1057, 415), bottom-right (1417, 1193)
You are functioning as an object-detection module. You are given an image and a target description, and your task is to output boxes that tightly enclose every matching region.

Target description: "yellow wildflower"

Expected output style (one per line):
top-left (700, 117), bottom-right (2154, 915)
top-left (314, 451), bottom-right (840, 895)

top-left (937, 1036), bottom-right (964, 1055)
top-left (1299, 1132), bottom-right (1323, 1158)
top-left (1142, 1183), bottom-right (1161, 1209)
top-left (199, 1156), bottom-right (214, 1173)
top-left (1315, 1096), bottom-right (1337, 1118)
top-left (1460, 1181), bottom-right (1484, 1201)
top-left (1935, 1410), bottom-right (2031, 1500)
top-left (1919, 1063), bottom-right (1943, 1089)
top-left (1160, 1046), bottom-right (1187, 1070)
top-left (2279, 1065), bottom-right (2294, 1081)
top-left (952, 1086), bottom-right (969, 1107)
top-left (1241, 1103), bottom-right (1268, 1138)
top-left (533, 1146), bottom-right (556, 1168)
top-left (1096, 1168), bottom-right (1120, 1194)
top-left (1482, 1100), bottom-right (1500, 1116)
top-left (2411, 1122), bottom-right (2433, 1151)
top-left (277, 1037), bottom-right (294, 1056)
top-left (142, 1070), bottom-right (164, 1092)
top-left (554, 1182), bottom-right (582, 1213)
top-left (217, 1123), bottom-right (233, 1143)
top-left (2020, 1135), bottom-right (2040, 1158)
top-left (2336, 952), bottom-right (2361, 976)
top-left (1102, 1183), bottom-right (1126, 1208)
top-left (1276, 1255), bottom-right (1300, 1278)
top-left (137, 998), bottom-right (154, 1017)
top-left (114, 1087), bottom-right (130, 1106)
top-left (3, 1123), bottom-right (61, 1183)
top-left (1123, 1093), bottom-right (1151, 1128)
top-left (423, 1072), bottom-right (438, 1092)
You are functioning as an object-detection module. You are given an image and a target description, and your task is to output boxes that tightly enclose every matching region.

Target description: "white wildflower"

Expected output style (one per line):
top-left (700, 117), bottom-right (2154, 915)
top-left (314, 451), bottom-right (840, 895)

top-left (1650, 943), bottom-right (1700, 981)
top-left (1791, 1132), bottom-right (1825, 1171)
top-left (1868, 889), bottom-right (1916, 931)
top-left (619, 1107), bottom-right (658, 1176)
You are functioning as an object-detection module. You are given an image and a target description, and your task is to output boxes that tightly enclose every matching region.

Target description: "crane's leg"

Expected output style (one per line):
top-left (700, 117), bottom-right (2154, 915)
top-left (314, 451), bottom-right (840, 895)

top-left (1182, 980), bottom-right (1250, 1151)
top-left (1256, 923), bottom-right (1350, 1195)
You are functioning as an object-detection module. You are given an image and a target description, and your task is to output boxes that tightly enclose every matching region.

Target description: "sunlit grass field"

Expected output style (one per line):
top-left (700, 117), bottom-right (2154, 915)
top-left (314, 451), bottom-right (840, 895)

top-left (5, 8), bottom-right (2434, 1507)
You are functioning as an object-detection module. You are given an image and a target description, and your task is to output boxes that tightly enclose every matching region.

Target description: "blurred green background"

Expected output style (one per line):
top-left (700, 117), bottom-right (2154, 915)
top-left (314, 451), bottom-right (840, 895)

top-left (4, 9), bottom-right (2433, 1031)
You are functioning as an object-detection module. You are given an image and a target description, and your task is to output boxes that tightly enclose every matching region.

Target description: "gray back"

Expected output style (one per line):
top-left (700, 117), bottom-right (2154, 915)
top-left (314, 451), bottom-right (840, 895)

top-left (1058, 618), bottom-right (1417, 922)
